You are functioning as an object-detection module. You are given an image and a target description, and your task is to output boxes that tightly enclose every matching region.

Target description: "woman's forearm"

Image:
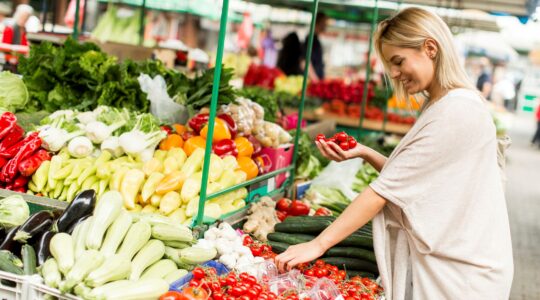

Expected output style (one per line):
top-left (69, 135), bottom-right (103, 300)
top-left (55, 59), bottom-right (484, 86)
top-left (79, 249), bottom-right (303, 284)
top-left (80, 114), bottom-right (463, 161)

top-left (314, 187), bottom-right (387, 251)
top-left (361, 147), bottom-right (387, 172)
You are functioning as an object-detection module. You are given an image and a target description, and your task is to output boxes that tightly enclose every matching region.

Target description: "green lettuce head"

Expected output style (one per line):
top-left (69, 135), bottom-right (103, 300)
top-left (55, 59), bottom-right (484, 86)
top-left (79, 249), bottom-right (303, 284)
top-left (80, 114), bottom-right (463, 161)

top-left (0, 71), bottom-right (29, 112)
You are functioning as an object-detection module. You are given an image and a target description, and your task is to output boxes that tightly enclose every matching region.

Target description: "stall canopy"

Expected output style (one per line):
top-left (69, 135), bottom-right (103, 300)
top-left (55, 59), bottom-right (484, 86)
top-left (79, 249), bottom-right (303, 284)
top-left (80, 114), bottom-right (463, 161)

top-left (391, 0), bottom-right (539, 18)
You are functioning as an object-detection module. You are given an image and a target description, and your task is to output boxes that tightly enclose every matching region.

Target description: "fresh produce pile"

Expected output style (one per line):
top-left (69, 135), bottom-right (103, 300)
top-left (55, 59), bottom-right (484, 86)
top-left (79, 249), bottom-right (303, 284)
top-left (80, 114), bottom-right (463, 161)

top-left (17, 37), bottom-right (236, 114)
top-left (307, 79), bottom-right (374, 104)
top-left (274, 76), bottom-right (304, 96)
top-left (0, 112), bottom-right (50, 193)
top-left (268, 216), bottom-right (378, 278)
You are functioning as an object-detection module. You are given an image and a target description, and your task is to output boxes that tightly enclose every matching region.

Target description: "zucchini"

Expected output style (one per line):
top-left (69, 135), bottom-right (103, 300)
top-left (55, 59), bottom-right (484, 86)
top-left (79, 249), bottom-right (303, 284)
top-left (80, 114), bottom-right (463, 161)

top-left (179, 246), bottom-right (217, 265)
top-left (40, 258), bottom-right (61, 289)
top-left (86, 191), bottom-right (123, 250)
top-left (267, 232), bottom-right (373, 249)
top-left (21, 244), bottom-right (37, 275)
top-left (88, 280), bottom-right (132, 300)
top-left (100, 210), bottom-right (133, 258)
top-left (73, 283), bottom-right (93, 298)
top-left (0, 250), bottom-right (23, 275)
top-left (75, 217), bottom-right (93, 259)
top-left (140, 259), bottom-right (177, 280)
top-left (163, 240), bottom-right (191, 249)
top-left (85, 254), bottom-right (131, 287)
top-left (129, 240), bottom-right (165, 281)
top-left (321, 257), bottom-right (379, 274)
top-left (151, 224), bottom-right (193, 242)
top-left (63, 250), bottom-right (105, 292)
top-left (324, 247), bottom-right (376, 263)
top-left (100, 278), bottom-right (169, 300)
top-left (116, 221), bottom-right (151, 261)
top-left (164, 269), bottom-right (188, 284)
top-left (267, 241), bottom-right (290, 254)
top-left (50, 232), bottom-right (74, 275)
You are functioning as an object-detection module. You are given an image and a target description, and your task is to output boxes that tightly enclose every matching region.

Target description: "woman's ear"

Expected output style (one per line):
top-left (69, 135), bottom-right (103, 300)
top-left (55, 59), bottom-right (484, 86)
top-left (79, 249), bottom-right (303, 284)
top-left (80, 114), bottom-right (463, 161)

top-left (424, 38), bottom-right (439, 59)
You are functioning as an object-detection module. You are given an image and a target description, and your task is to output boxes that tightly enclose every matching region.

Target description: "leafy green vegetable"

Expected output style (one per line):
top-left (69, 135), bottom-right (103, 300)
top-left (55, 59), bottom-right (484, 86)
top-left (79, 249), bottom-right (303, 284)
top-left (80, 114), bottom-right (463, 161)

top-left (0, 195), bottom-right (30, 229)
top-left (290, 130), bottom-right (327, 180)
top-left (0, 71), bottom-right (28, 112)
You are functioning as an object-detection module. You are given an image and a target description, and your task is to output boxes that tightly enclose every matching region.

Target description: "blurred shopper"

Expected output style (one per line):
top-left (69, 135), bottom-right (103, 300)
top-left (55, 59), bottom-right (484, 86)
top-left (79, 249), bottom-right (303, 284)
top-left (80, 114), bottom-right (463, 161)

top-left (476, 57), bottom-right (493, 100)
top-left (2, 4), bottom-right (33, 46)
top-left (277, 32), bottom-right (303, 76)
top-left (304, 13), bottom-right (328, 81)
top-left (532, 104), bottom-right (540, 148)
top-left (492, 69), bottom-right (516, 110)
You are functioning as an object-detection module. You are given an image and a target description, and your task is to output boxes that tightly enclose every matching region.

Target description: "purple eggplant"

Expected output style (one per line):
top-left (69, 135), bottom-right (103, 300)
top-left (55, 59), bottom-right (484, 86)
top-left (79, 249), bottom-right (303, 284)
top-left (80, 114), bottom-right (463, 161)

top-left (13, 211), bottom-right (54, 244)
top-left (33, 231), bottom-right (54, 266)
top-left (54, 190), bottom-right (96, 233)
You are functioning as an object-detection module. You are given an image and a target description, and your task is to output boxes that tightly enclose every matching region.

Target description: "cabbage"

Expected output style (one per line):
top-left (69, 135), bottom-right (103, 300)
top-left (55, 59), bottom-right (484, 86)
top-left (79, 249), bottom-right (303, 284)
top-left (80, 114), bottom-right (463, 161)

top-left (0, 195), bottom-right (30, 229)
top-left (0, 71), bottom-right (28, 112)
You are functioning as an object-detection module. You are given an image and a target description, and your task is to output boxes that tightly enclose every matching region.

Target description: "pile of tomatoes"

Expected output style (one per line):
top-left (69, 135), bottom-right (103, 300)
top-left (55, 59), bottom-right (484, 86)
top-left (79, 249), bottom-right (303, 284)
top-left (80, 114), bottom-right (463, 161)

top-left (297, 260), bottom-right (383, 300)
top-left (242, 235), bottom-right (276, 259)
top-left (315, 132), bottom-right (358, 151)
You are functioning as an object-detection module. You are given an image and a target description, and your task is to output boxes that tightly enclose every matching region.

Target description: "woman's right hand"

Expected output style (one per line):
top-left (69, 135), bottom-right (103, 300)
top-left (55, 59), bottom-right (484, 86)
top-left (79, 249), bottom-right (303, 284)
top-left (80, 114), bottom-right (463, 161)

top-left (316, 139), bottom-right (365, 162)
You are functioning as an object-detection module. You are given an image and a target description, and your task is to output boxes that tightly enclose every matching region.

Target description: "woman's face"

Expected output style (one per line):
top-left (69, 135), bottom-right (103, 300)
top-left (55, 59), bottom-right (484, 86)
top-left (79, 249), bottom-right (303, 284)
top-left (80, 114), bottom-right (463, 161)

top-left (381, 43), bottom-right (436, 94)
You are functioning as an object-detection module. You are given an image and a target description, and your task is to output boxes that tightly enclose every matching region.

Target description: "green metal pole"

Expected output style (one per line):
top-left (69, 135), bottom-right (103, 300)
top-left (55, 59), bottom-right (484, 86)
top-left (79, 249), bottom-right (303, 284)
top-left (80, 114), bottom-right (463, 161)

top-left (139, 0), bottom-right (147, 45)
top-left (289, 0), bottom-right (319, 189)
top-left (358, 0), bottom-right (379, 137)
top-left (72, 0), bottom-right (81, 39)
top-left (196, 0), bottom-right (229, 226)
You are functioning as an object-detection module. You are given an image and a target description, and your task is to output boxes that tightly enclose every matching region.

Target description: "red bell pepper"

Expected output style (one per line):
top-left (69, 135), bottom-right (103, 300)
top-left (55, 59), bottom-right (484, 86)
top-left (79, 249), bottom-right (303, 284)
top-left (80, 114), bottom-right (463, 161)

top-left (0, 133), bottom-right (41, 182)
top-left (18, 149), bottom-right (51, 177)
top-left (247, 135), bottom-right (262, 157)
top-left (276, 211), bottom-right (288, 222)
top-left (12, 176), bottom-right (29, 189)
top-left (217, 113), bottom-right (237, 139)
top-left (212, 139), bottom-right (238, 157)
top-left (0, 112), bottom-right (18, 141)
top-left (188, 113), bottom-right (210, 134)
top-left (314, 207), bottom-right (333, 216)
top-left (160, 125), bottom-right (173, 135)
top-left (288, 200), bottom-right (310, 216)
top-left (0, 125), bottom-right (24, 153)
top-left (0, 137), bottom-right (28, 159)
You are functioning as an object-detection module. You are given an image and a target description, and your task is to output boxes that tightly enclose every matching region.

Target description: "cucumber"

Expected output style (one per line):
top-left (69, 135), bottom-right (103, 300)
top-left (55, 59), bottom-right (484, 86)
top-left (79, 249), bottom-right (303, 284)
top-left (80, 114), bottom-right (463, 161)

top-left (267, 241), bottom-right (290, 254)
top-left (345, 270), bottom-right (376, 279)
top-left (324, 247), bottom-right (376, 263)
top-left (277, 217), bottom-right (372, 237)
top-left (21, 245), bottom-right (37, 275)
top-left (267, 232), bottom-right (373, 249)
top-left (321, 257), bottom-right (378, 274)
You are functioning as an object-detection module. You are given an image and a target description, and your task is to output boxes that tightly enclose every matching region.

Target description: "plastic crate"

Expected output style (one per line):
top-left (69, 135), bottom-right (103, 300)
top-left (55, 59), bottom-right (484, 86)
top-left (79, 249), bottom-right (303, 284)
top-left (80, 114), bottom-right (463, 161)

top-left (26, 276), bottom-right (81, 300)
top-left (0, 271), bottom-right (27, 300)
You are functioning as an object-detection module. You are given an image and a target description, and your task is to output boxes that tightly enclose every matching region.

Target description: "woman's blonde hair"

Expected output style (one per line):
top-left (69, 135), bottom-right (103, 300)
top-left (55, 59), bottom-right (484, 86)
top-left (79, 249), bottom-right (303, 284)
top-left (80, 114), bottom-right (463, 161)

top-left (374, 7), bottom-right (475, 102)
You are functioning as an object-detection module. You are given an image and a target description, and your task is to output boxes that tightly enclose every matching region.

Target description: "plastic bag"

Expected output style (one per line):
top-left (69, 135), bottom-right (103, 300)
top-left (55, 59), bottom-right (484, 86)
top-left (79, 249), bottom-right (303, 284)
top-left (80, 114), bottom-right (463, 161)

top-left (138, 73), bottom-right (188, 124)
top-left (310, 158), bottom-right (364, 200)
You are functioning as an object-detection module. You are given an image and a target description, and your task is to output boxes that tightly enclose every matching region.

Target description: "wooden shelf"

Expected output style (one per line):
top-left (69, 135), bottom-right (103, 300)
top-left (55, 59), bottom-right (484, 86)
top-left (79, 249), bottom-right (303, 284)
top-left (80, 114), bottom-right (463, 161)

top-left (285, 108), bottom-right (413, 135)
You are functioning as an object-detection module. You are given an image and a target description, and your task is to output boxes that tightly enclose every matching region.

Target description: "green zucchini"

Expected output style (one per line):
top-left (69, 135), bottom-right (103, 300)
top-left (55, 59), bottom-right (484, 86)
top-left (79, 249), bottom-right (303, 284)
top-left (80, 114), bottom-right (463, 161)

top-left (321, 257), bottom-right (378, 274)
top-left (267, 241), bottom-right (290, 254)
top-left (21, 244), bottom-right (37, 275)
top-left (267, 232), bottom-right (373, 249)
top-left (324, 247), bottom-right (376, 263)
top-left (0, 250), bottom-right (24, 275)
top-left (163, 240), bottom-right (191, 249)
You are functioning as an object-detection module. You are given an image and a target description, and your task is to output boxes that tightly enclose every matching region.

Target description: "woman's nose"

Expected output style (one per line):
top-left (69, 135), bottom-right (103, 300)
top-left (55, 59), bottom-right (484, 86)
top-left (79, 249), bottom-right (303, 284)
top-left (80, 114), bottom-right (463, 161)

top-left (389, 67), bottom-right (400, 79)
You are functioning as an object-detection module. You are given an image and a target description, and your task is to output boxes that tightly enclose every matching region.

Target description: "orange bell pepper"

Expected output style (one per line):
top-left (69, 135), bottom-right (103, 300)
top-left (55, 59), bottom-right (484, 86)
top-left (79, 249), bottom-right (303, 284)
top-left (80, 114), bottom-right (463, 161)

top-left (155, 171), bottom-right (187, 195)
top-left (200, 118), bottom-right (231, 142)
top-left (234, 136), bottom-right (254, 157)
top-left (236, 156), bottom-right (258, 180)
top-left (183, 136), bottom-right (206, 156)
top-left (173, 124), bottom-right (187, 135)
top-left (159, 134), bottom-right (184, 151)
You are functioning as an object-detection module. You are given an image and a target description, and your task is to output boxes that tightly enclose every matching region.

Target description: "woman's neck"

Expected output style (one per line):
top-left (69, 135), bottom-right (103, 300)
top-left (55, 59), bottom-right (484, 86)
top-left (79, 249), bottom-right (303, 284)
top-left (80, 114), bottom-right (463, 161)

top-left (426, 81), bottom-right (447, 102)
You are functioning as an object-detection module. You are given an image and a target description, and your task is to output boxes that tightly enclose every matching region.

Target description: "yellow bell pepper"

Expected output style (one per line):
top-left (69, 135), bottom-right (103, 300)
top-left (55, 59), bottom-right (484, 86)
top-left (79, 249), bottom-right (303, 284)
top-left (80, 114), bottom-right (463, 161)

top-left (120, 169), bottom-right (146, 210)
top-left (142, 158), bottom-right (163, 176)
top-left (155, 171), bottom-right (186, 195)
top-left (159, 191), bottom-right (182, 215)
top-left (141, 172), bottom-right (165, 202)
top-left (163, 157), bottom-right (180, 175)
top-left (200, 118), bottom-right (231, 142)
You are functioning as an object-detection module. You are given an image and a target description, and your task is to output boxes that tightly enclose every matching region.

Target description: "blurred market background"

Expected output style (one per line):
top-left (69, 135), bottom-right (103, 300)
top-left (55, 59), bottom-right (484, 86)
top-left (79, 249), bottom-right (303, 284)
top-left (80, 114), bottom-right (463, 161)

top-left (0, 0), bottom-right (539, 299)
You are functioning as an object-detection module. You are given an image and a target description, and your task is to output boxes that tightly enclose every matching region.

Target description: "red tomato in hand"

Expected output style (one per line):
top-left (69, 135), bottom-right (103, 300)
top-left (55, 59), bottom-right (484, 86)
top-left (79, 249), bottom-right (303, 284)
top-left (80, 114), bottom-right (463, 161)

top-left (339, 141), bottom-right (349, 151)
top-left (315, 134), bottom-right (326, 142)
top-left (348, 138), bottom-right (358, 148)
top-left (334, 132), bottom-right (348, 142)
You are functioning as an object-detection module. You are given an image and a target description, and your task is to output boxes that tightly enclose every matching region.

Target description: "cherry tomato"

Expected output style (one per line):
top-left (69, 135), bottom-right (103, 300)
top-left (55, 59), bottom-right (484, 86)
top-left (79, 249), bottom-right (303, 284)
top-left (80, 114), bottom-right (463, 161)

top-left (250, 245), bottom-right (263, 256)
top-left (335, 132), bottom-right (348, 142)
top-left (315, 259), bottom-right (325, 267)
top-left (261, 244), bottom-right (272, 253)
top-left (326, 137), bottom-right (336, 143)
top-left (330, 265), bottom-right (339, 273)
top-left (230, 286), bottom-right (245, 296)
top-left (339, 141), bottom-right (349, 150)
top-left (314, 207), bottom-right (332, 216)
top-left (315, 134), bottom-right (326, 142)
top-left (239, 272), bottom-right (250, 281)
top-left (238, 296), bottom-right (251, 300)
top-left (210, 282), bottom-right (221, 292)
top-left (252, 284), bottom-right (262, 294)
top-left (338, 270), bottom-right (347, 279)
top-left (246, 275), bottom-right (258, 285)
top-left (189, 279), bottom-right (200, 287)
top-left (219, 278), bottom-right (227, 286)
top-left (348, 138), bottom-right (358, 148)
top-left (247, 289), bottom-right (260, 298)
top-left (257, 295), bottom-right (269, 300)
top-left (207, 267), bottom-right (218, 276)
top-left (213, 292), bottom-right (224, 300)
top-left (314, 268), bottom-right (326, 278)
top-left (305, 269), bottom-right (315, 277)
top-left (224, 296), bottom-right (236, 300)
top-left (243, 235), bottom-right (254, 246)
top-left (192, 267), bottom-right (205, 280)
top-left (345, 297), bottom-right (356, 300)
top-left (225, 276), bottom-right (237, 286)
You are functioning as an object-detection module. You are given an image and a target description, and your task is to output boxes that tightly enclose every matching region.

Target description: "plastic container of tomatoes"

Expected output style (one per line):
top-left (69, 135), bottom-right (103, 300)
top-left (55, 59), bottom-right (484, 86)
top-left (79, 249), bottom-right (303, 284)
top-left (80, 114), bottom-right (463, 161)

top-left (169, 260), bottom-right (229, 292)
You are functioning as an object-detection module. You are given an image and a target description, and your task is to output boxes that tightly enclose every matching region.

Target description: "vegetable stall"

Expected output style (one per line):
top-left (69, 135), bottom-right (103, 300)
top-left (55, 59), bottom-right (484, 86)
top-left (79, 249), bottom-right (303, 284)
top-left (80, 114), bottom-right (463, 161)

top-left (0, 0), bottom-right (396, 299)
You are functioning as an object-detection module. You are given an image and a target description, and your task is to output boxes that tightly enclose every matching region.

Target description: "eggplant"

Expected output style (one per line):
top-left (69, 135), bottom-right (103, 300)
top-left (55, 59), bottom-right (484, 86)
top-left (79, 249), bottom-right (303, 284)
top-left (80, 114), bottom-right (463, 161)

top-left (54, 190), bottom-right (96, 233)
top-left (13, 211), bottom-right (54, 244)
top-left (33, 231), bottom-right (54, 266)
top-left (0, 226), bottom-right (22, 254)
top-left (0, 228), bottom-right (5, 244)
top-left (66, 214), bottom-right (91, 235)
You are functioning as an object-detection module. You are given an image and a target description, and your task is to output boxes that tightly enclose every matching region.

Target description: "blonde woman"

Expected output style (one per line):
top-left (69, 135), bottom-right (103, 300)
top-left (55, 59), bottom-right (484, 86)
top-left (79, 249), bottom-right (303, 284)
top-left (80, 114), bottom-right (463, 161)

top-left (276, 7), bottom-right (513, 299)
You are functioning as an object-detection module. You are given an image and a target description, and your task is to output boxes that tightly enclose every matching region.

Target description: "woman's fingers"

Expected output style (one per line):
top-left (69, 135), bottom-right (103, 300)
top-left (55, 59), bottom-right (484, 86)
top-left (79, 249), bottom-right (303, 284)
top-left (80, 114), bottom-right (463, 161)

top-left (327, 141), bottom-right (348, 160)
top-left (318, 140), bottom-right (342, 161)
